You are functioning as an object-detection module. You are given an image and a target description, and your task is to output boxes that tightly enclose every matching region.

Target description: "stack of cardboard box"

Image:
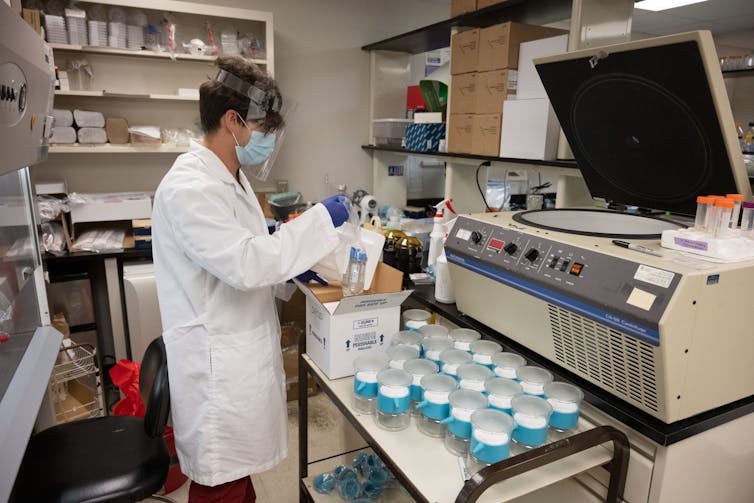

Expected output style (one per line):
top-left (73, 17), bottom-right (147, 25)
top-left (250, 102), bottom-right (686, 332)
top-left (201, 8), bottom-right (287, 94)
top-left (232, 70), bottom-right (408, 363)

top-left (451, 0), bottom-right (510, 17)
top-left (447, 22), bottom-right (566, 156)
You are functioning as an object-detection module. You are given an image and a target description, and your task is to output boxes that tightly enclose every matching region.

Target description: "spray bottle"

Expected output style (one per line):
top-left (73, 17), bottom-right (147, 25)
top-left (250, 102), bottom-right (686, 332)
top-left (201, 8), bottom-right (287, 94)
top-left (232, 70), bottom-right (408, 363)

top-left (435, 217), bottom-right (458, 304)
top-left (427, 198), bottom-right (456, 275)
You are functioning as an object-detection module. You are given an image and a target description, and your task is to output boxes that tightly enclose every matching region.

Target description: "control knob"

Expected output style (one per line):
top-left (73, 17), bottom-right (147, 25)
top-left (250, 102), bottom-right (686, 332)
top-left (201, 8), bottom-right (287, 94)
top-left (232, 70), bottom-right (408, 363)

top-left (503, 242), bottom-right (518, 255)
top-left (470, 231), bottom-right (483, 244)
top-left (524, 248), bottom-right (539, 262)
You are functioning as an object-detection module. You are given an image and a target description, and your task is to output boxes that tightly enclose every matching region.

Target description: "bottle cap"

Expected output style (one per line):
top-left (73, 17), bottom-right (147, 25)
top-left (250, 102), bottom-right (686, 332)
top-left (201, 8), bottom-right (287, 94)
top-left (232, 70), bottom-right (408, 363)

top-left (696, 196), bottom-right (714, 204)
top-left (715, 199), bottom-right (735, 209)
top-left (725, 194), bottom-right (744, 201)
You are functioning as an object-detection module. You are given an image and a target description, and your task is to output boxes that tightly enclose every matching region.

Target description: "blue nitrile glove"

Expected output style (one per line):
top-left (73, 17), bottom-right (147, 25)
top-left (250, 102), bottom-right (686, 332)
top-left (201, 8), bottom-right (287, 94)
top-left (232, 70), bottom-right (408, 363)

top-left (295, 270), bottom-right (328, 286)
top-left (321, 195), bottom-right (351, 228)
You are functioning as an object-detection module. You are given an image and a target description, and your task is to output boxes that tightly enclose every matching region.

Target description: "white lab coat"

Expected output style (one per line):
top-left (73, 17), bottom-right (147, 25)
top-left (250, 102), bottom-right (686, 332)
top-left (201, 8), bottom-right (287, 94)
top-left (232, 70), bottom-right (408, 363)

top-left (152, 141), bottom-right (340, 486)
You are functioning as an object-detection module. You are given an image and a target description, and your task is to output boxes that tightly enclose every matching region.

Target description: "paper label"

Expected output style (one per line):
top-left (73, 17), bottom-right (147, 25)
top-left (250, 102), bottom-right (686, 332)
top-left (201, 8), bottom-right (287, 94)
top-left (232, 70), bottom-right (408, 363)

top-left (456, 229), bottom-right (472, 241)
top-left (627, 287), bottom-right (656, 311)
top-left (634, 264), bottom-right (674, 288)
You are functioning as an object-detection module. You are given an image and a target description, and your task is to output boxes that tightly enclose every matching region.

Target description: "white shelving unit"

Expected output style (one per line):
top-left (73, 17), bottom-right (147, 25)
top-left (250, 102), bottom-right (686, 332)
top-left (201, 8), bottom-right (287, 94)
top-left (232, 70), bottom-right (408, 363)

top-left (33, 0), bottom-right (274, 194)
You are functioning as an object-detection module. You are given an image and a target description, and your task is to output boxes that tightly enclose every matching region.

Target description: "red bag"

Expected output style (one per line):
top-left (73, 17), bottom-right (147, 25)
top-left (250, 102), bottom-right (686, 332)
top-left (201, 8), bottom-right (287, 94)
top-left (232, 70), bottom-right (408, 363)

top-left (109, 359), bottom-right (146, 418)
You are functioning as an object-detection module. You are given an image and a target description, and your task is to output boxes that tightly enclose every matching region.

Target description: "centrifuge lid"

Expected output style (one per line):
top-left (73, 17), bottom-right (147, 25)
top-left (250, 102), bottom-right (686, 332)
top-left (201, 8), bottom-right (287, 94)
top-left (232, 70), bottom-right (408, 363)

top-left (535, 31), bottom-right (751, 216)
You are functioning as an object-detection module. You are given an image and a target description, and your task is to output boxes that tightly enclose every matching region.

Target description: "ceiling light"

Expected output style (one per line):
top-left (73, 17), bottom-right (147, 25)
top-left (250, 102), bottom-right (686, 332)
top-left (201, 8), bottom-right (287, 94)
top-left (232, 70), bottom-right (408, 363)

top-left (635, 0), bottom-right (707, 12)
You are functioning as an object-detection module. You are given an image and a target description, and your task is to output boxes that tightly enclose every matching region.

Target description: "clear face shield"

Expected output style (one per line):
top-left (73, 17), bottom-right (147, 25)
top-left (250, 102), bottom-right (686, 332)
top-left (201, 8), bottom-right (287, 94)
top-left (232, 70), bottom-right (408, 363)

top-left (214, 68), bottom-right (294, 182)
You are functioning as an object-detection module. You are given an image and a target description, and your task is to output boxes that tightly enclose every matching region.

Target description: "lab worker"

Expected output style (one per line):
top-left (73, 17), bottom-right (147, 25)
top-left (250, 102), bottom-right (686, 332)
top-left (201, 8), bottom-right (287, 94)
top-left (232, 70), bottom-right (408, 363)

top-left (152, 56), bottom-right (350, 502)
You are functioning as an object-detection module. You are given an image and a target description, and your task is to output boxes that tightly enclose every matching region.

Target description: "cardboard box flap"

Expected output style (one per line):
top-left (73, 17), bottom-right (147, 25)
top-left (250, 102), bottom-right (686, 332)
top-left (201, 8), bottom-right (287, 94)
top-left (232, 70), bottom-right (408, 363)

top-left (332, 289), bottom-right (412, 316)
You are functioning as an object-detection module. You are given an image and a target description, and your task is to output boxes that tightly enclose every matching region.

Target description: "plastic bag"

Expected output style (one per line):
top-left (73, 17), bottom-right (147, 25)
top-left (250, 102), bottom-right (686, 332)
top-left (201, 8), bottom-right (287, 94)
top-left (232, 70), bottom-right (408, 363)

top-left (36, 195), bottom-right (68, 222)
top-left (109, 359), bottom-right (145, 417)
top-left (40, 222), bottom-right (67, 255)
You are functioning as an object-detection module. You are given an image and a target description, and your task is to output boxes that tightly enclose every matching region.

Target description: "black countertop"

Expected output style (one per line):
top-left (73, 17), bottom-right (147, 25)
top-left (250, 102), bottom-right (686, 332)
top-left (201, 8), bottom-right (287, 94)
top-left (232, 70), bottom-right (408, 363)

top-left (408, 284), bottom-right (754, 446)
top-left (43, 248), bottom-right (152, 263)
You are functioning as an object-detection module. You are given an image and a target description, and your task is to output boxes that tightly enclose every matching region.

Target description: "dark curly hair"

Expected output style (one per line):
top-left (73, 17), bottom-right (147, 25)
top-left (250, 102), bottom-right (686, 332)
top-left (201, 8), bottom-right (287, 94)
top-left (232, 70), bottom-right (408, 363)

top-left (199, 56), bottom-right (284, 134)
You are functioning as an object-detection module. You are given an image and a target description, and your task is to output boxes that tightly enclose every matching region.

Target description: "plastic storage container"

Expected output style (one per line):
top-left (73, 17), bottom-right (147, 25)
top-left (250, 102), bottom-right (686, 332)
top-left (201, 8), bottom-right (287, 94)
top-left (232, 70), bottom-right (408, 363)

top-left (443, 389), bottom-right (488, 456)
top-left (517, 366), bottom-right (554, 396)
top-left (387, 344), bottom-right (420, 370)
top-left (404, 358), bottom-right (439, 416)
top-left (470, 340), bottom-right (503, 368)
top-left (511, 395), bottom-right (552, 448)
top-left (418, 323), bottom-right (450, 339)
top-left (353, 354), bottom-right (389, 415)
top-left (439, 348), bottom-right (473, 379)
top-left (416, 373), bottom-right (457, 437)
top-left (389, 330), bottom-right (424, 353)
top-left (372, 118), bottom-right (413, 146)
top-left (469, 409), bottom-right (514, 468)
top-left (450, 328), bottom-right (481, 351)
top-left (375, 368), bottom-right (412, 431)
top-left (422, 336), bottom-right (454, 364)
top-left (456, 363), bottom-right (493, 393)
top-left (544, 382), bottom-right (584, 431)
top-left (492, 352), bottom-right (527, 380)
top-left (485, 377), bottom-right (523, 415)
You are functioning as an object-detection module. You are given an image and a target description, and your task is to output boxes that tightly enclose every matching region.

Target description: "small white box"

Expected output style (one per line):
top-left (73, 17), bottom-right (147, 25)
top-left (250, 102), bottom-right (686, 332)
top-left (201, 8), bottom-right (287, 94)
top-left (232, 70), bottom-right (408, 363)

top-left (500, 98), bottom-right (560, 160)
top-left (69, 193), bottom-right (152, 224)
top-left (517, 34), bottom-right (568, 100)
top-left (35, 180), bottom-right (67, 195)
top-left (299, 264), bottom-right (411, 380)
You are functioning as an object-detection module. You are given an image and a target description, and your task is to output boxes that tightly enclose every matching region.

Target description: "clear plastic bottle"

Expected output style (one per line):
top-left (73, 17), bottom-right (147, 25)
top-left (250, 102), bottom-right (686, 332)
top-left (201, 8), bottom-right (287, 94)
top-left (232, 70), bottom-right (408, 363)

top-left (342, 246), bottom-right (367, 296)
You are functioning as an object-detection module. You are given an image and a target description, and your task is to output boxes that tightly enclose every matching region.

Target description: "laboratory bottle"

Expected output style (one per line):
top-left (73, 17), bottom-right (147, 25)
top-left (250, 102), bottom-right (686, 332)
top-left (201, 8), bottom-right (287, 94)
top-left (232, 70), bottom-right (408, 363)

top-left (694, 196), bottom-right (714, 232)
top-left (511, 395), bottom-right (553, 448)
top-left (375, 368), bottom-right (412, 431)
top-left (741, 202), bottom-right (754, 239)
top-left (712, 198), bottom-right (734, 238)
top-left (491, 352), bottom-right (527, 380)
top-left (443, 389), bottom-right (488, 457)
top-left (470, 340), bottom-right (502, 368)
top-left (516, 366), bottom-right (554, 396)
top-left (544, 382), bottom-right (584, 432)
top-left (469, 409), bottom-right (515, 470)
top-left (342, 246), bottom-right (367, 296)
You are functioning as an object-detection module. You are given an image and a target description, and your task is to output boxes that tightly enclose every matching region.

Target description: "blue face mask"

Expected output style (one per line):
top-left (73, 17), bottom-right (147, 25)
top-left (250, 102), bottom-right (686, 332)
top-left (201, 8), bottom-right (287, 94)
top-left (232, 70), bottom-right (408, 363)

top-left (232, 114), bottom-right (276, 166)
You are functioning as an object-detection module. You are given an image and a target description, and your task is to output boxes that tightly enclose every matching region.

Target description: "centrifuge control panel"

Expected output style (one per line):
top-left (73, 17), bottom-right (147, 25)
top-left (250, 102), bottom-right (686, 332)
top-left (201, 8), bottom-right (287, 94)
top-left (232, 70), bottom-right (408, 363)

top-left (445, 216), bottom-right (682, 342)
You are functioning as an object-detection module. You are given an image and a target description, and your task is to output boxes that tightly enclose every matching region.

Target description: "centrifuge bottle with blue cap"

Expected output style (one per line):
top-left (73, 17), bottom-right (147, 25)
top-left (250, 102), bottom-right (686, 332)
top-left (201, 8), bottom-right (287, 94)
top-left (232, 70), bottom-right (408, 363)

top-left (416, 373), bottom-right (457, 437)
top-left (352, 354), bottom-right (388, 415)
top-left (403, 358), bottom-right (439, 417)
top-left (442, 389), bottom-right (488, 457)
top-left (375, 368), bottom-right (412, 431)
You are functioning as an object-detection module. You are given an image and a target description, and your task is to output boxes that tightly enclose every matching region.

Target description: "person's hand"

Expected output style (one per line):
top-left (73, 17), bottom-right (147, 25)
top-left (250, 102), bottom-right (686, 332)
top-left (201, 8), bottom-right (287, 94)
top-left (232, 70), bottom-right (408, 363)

top-left (321, 195), bottom-right (351, 228)
top-left (294, 270), bottom-right (328, 286)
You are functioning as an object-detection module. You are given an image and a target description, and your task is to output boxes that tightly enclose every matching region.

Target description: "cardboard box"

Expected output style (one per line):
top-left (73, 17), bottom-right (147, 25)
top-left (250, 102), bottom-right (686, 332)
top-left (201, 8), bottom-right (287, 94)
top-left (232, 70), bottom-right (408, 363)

top-left (22, 8), bottom-right (42, 35)
top-left (477, 0), bottom-right (509, 8)
top-left (478, 22), bottom-right (567, 72)
top-left (447, 114), bottom-right (474, 154)
top-left (451, 0), bottom-right (476, 17)
top-left (475, 69), bottom-right (517, 115)
top-left (500, 98), bottom-right (560, 160)
top-left (517, 34), bottom-right (568, 100)
top-left (449, 73), bottom-right (477, 115)
top-left (450, 29), bottom-right (480, 75)
top-left (300, 263), bottom-right (410, 380)
top-left (405, 123), bottom-right (446, 152)
top-left (282, 345), bottom-right (318, 402)
top-left (472, 113), bottom-right (502, 156)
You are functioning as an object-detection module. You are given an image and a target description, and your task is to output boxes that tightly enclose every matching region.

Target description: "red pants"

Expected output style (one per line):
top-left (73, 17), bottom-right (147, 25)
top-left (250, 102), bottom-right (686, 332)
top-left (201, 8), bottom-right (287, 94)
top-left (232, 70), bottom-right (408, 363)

top-left (188, 476), bottom-right (256, 503)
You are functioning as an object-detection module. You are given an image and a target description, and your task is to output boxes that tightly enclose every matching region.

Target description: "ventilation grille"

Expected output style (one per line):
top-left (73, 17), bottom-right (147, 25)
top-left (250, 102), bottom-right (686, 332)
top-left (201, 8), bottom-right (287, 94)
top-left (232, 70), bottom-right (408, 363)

top-left (548, 304), bottom-right (659, 412)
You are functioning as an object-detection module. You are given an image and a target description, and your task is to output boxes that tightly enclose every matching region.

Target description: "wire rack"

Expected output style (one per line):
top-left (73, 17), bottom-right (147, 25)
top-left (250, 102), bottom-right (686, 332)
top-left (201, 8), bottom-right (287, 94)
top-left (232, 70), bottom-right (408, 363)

top-left (51, 344), bottom-right (97, 384)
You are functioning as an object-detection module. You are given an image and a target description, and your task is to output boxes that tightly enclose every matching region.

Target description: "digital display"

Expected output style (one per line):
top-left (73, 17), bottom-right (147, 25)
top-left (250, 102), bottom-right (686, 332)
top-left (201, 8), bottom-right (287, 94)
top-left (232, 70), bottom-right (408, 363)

top-left (488, 238), bottom-right (504, 251)
top-left (570, 262), bottom-right (584, 276)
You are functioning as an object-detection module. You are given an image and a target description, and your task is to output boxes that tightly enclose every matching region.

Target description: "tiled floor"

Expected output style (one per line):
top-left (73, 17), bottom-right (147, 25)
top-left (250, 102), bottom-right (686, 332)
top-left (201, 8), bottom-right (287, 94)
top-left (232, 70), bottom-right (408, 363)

top-left (145, 392), bottom-right (366, 503)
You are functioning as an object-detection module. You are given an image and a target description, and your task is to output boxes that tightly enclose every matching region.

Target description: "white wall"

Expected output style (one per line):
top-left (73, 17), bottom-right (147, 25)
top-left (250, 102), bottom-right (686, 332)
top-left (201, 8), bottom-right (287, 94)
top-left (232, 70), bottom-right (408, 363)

top-left (187, 0), bottom-right (450, 202)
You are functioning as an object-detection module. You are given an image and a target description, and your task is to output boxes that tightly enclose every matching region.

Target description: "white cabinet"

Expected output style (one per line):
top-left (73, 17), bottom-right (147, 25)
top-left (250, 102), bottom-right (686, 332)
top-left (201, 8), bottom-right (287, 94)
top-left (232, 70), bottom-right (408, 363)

top-left (32, 0), bottom-right (274, 193)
